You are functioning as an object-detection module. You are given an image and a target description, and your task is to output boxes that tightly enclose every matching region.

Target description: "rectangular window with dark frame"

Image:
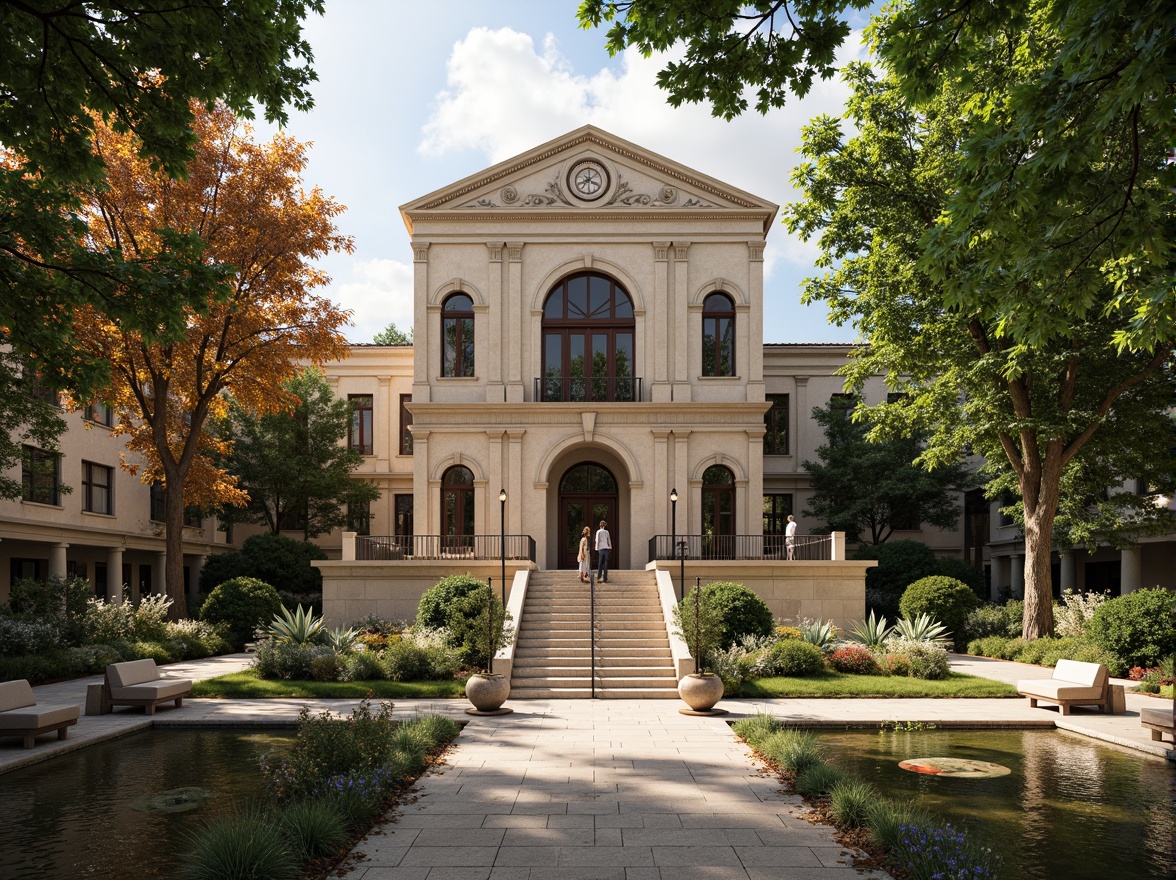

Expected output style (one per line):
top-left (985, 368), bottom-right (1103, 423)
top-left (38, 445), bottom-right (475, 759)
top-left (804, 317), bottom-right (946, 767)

top-left (183, 507), bottom-right (203, 528)
top-left (23, 368), bottom-right (60, 407)
top-left (21, 445), bottom-right (60, 505)
top-left (150, 481), bottom-right (165, 522)
top-left (278, 507), bottom-right (307, 532)
top-left (82, 461), bottom-right (113, 514)
top-left (764, 394), bottom-right (790, 455)
top-left (829, 392), bottom-right (856, 417)
top-left (998, 491), bottom-right (1017, 528)
top-left (347, 499), bottom-right (371, 536)
top-left (349, 394), bottom-right (374, 455)
top-left (399, 394), bottom-right (413, 455)
top-left (394, 494), bottom-right (414, 539)
top-left (762, 493), bottom-right (794, 535)
top-left (83, 402), bottom-right (114, 426)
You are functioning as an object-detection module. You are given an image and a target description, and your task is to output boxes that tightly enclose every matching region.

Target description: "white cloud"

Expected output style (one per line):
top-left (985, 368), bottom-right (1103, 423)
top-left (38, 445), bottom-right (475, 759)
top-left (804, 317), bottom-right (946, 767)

top-left (419, 25), bottom-right (867, 279)
top-left (331, 258), bottom-right (415, 343)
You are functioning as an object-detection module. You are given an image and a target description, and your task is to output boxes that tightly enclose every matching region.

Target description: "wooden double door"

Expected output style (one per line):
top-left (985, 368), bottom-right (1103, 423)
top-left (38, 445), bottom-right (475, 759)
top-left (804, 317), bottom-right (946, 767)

top-left (558, 462), bottom-right (618, 570)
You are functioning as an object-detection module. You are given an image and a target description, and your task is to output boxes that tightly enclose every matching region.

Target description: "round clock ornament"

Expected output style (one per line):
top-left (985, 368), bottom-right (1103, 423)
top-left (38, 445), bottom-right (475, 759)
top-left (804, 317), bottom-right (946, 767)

top-left (568, 159), bottom-right (610, 201)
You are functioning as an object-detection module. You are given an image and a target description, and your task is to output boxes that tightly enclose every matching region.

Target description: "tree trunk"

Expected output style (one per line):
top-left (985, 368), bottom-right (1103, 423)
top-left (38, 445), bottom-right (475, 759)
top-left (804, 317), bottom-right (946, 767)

top-left (163, 481), bottom-right (188, 621)
top-left (1020, 448), bottom-right (1064, 640)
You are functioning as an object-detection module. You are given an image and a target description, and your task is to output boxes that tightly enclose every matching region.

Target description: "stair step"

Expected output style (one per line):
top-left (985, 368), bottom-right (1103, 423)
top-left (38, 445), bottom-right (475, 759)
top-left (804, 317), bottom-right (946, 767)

top-left (509, 687), bottom-right (679, 699)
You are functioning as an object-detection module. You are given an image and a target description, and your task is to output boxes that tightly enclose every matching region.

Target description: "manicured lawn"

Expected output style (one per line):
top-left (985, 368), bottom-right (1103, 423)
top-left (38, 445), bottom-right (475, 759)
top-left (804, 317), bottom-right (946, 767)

top-left (740, 671), bottom-right (1019, 698)
top-left (191, 668), bottom-right (467, 699)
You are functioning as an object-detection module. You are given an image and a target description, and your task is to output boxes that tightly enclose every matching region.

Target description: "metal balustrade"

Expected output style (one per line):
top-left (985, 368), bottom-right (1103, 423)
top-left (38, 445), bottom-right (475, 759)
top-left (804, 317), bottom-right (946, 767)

top-left (533, 376), bottom-right (643, 402)
top-left (356, 535), bottom-right (536, 561)
top-left (647, 533), bottom-right (833, 562)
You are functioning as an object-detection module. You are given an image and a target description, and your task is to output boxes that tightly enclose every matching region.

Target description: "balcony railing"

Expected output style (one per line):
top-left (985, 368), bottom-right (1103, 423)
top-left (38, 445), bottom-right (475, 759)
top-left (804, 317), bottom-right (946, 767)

top-left (356, 535), bottom-right (536, 562)
top-left (534, 376), bottom-right (643, 403)
top-left (648, 533), bottom-right (833, 562)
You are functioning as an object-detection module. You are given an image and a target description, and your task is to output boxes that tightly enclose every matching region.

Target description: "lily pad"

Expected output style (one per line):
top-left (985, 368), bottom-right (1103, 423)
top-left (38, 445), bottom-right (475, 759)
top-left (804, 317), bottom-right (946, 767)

top-left (130, 787), bottom-right (219, 814)
top-left (898, 757), bottom-right (1011, 778)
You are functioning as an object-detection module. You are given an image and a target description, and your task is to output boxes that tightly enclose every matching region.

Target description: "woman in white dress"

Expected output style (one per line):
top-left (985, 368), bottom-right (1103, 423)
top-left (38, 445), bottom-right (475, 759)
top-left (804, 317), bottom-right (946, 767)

top-left (577, 526), bottom-right (591, 583)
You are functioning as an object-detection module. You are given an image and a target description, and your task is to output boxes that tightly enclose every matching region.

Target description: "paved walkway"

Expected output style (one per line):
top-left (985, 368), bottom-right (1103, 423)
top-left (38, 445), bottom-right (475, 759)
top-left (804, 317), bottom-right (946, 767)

top-left (2, 651), bottom-right (1173, 879)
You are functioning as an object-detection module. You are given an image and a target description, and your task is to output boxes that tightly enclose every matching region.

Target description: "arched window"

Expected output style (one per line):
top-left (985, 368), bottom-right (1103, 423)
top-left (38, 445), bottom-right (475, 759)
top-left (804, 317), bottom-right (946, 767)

top-left (702, 292), bottom-right (735, 377)
top-left (701, 465), bottom-right (735, 558)
top-left (441, 465), bottom-right (475, 544)
top-left (441, 293), bottom-right (474, 377)
top-left (541, 272), bottom-right (636, 401)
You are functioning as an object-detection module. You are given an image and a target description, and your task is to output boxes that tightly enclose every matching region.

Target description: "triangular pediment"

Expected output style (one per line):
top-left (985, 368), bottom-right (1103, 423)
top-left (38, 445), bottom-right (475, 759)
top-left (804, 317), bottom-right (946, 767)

top-left (400, 125), bottom-right (777, 233)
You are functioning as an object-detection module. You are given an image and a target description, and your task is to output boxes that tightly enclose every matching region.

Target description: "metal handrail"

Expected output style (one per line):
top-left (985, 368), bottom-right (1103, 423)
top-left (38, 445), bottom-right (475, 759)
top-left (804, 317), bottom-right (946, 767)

top-left (356, 535), bottom-right (536, 561)
top-left (590, 571), bottom-right (596, 699)
top-left (647, 533), bottom-right (833, 562)
top-left (534, 376), bottom-right (643, 402)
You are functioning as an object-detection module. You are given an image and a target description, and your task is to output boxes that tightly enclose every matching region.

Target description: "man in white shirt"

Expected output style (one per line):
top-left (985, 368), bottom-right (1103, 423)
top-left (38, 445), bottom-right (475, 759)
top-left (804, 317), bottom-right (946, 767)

top-left (594, 520), bottom-right (612, 582)
top-left (785, 514), bottom-right (797, 560)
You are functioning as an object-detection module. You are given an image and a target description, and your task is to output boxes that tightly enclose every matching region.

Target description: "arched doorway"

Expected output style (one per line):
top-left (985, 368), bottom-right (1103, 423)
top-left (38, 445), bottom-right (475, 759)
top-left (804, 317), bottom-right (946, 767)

top-left (558, 462), bottom-right (618, 570)
top-left (701, 465), bottom-right (735, 559)
top-left (441, 465), bottom-right (475, 553)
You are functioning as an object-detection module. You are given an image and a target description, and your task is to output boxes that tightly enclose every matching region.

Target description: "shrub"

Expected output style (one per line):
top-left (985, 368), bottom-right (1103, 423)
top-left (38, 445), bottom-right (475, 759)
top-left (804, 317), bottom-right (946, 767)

top-left (966, 635), bottom-right (1018, 659)
top-left (795, 762), bottom-right (846, 798)
top-left (878, 652), bottom-right (911, 677)
top-left (253, 641), bottom-right (330, 680)
top-left (341, 651), bottom-right (384, 682)
top-left (1086, 588), bottom-right (1176, 670)
top-left (9, 575), bottom-right (91, 646)
top-left (182, 804), bottom-right (298, 880)
top-left (64, 644), bottom-right (122, 675)
top-left (829, 645), bottom-right (882, 675)
top-left (164, 619), bottom-right (232, 659)
top-left (774, 625), bottom-right (803, 640)
top-left (899, 576), bottom-right (979, 651)
top-left (381, 639), bottom-right (429, 681)
top-left (674, 586), bottom-right (725, 671)
top-left (416, 574), bottom-right (488, 630)
top-left (933, 557), bottom-right (987, 601)
top-left (843, 611), bottom-right (894, 648)
top-left (0, 617), bottom-right (61, 656)
top-left (309, 653), bottom-right (342, 682)
top-left (444, 585), bottom-right (510, 669)
top-left (852, 540), bottom-right (939, 619)
top-left (265, 605), bottom-right (325, 646)
top-left (891, 613), bottom-right (951, 646)
top-left (0, 650), bottom-right (74, 684)
top-left (130, 641), bottom-right (175, 664)
top-left (82, 598), bottom-right (138, 644)
top-left (702, 582), bottom-right (773, 649)
top-left (829, 780), bottom-right (879, 829)
top-left (798, 619), bottom-right (839, 652)
top-left (276, 798), bottom-right (348, 862)
top-left (865, 799), bottom-right (935, 851)
top-left (1054, 589), bottom-right (1111, 638)
top-left (199, 533), bottom-right (327, 596)
top-left (884, 637), bottom-right (950, 680)
top-left (708, 644), bottom-right (753, 693)
top-left (199, 577), bottom-right (284, 649)
top-left (757, 639), bottom-right (826, 677)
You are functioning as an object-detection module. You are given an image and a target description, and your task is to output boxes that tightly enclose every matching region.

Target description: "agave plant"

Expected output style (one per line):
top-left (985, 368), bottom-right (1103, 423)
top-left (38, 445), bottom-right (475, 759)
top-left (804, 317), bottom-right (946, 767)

top-left (891, 613), bottom-right (952, 647)
top-left (324, 626), bottom-right (360, 654)
top-left (844, 611), bottom-right (893, 648)
top-left (265, 605), bottom-right (325, 646)
top-left (799, 618), bottom-right (839, 652)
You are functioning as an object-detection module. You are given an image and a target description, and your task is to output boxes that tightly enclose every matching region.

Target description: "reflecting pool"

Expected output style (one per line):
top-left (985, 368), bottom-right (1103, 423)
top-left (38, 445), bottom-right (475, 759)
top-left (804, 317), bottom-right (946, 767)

top-left (820, 729), bottom-right (1176, 880)
top-left (0, 728), bottom-right (294, 880)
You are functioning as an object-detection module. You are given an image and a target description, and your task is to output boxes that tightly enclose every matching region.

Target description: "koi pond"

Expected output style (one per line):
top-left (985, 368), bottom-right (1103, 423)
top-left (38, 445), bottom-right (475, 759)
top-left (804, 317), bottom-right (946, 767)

top-left (820, 728), bottom-right (1176, 880)
top-left (0, 728), bottom-right (295, 880)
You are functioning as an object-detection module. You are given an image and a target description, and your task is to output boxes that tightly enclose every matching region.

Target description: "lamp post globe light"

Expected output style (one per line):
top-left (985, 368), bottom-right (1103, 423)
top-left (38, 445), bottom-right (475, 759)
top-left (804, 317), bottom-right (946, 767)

top-left (670, 488), bottom-right (679, 600)
top-left (499, 489), bottom-right (507, 609)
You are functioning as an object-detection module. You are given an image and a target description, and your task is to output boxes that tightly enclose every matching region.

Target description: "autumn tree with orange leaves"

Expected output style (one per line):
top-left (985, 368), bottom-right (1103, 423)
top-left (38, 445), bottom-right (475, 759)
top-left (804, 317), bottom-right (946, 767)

top-left (75, 103), bottom-right (352, 618)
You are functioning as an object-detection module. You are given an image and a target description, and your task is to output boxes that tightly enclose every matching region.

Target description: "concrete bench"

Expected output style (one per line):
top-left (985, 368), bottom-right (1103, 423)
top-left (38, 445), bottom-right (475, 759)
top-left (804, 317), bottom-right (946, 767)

top-left (0, 679), bottom-right (79, 748)
top-left (1140, 703), bottom-right (1175, 743)
top-left (1016, 659), bottom-right (1111, 715)
top-left (104, 659), bottom-right (192, 716)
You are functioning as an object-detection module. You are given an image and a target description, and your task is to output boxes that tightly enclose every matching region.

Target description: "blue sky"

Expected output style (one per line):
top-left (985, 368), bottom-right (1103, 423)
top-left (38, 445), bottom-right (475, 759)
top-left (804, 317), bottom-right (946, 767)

top-left (261, 1), bottom-right (873, 345)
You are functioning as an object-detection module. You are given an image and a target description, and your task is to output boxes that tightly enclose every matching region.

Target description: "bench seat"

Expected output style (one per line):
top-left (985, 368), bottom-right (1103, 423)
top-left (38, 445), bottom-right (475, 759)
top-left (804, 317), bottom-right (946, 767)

top-left (0, 679), bottom-right (80, 748)
top-left (104, 659), bottom-right (192, 715)
top-left (1140, 705), bottom-right (1175, 743)
top-left (1016, 659), bottom-right (1111, 715)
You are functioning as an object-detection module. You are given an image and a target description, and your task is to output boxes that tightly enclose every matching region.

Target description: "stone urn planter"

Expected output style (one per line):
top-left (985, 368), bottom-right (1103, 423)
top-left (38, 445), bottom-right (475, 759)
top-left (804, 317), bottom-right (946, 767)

top-left (465, 672), bottom-right (513, 716)
top-left (678, 672), bottom-right (727, 716)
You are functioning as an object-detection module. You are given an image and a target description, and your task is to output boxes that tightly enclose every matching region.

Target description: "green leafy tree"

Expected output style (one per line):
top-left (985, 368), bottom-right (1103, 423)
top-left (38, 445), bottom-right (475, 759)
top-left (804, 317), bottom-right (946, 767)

top-left (784, 8), bottom-right (1173, 640)
top-left (0, 1), bottom-right (324, 488)
top-left (585, 3), bottom-right (1174, 643)
top-left (802, 402), bottom-right (970, 545)
top-left (372, 323), bottom-right (414, 345)
top-left (578, 0), bottom-right (873, 119)
top-left (220, 369), bottom-right (378, 539)
top-left (198, 534), bottom-right (327, 598)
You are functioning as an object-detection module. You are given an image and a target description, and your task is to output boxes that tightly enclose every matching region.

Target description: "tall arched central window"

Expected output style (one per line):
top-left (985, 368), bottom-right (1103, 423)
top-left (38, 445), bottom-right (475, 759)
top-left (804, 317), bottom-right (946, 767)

top-left (441, 293), bottom-right (474, 377)
top-left (702, 292), bottom-right (735, 377)
top-left (441, 465), bottom-right (474, 547)
top-left (541, 272), bottom-right (636, 401)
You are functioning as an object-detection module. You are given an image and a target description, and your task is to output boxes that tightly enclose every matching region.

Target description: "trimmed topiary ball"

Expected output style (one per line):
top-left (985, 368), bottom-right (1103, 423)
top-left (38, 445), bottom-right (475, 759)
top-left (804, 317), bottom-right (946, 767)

top-left (899, 576), bottom-right (979, 651)
top-left (415, 574), bottom-right (488, 630)
top-left (759, 639), bottom-right (826, 677)
top-left (198, 576), bottom-right (283, 649)
top-left (702, 582), bottom-right (774, 649)
top-left (1086, 588), bottom-right (1176, 669)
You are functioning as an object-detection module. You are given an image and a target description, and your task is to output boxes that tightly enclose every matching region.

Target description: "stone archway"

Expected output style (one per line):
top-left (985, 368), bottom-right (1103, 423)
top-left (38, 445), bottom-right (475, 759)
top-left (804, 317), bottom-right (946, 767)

top-left (545, 444), bottom-right (631, 570)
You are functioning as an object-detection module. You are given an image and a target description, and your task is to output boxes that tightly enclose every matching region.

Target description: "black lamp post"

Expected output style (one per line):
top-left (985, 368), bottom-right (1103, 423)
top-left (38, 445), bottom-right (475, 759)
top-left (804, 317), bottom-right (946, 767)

top-left (499, 488), bottom-right (507, 610)
top-left (670, 488), bottom-right (679, 599)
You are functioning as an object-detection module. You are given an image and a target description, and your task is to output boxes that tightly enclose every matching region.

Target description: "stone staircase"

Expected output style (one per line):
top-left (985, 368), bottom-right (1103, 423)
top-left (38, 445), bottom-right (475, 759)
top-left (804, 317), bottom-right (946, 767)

top-left (509, 570), bottom-right (679, 698)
